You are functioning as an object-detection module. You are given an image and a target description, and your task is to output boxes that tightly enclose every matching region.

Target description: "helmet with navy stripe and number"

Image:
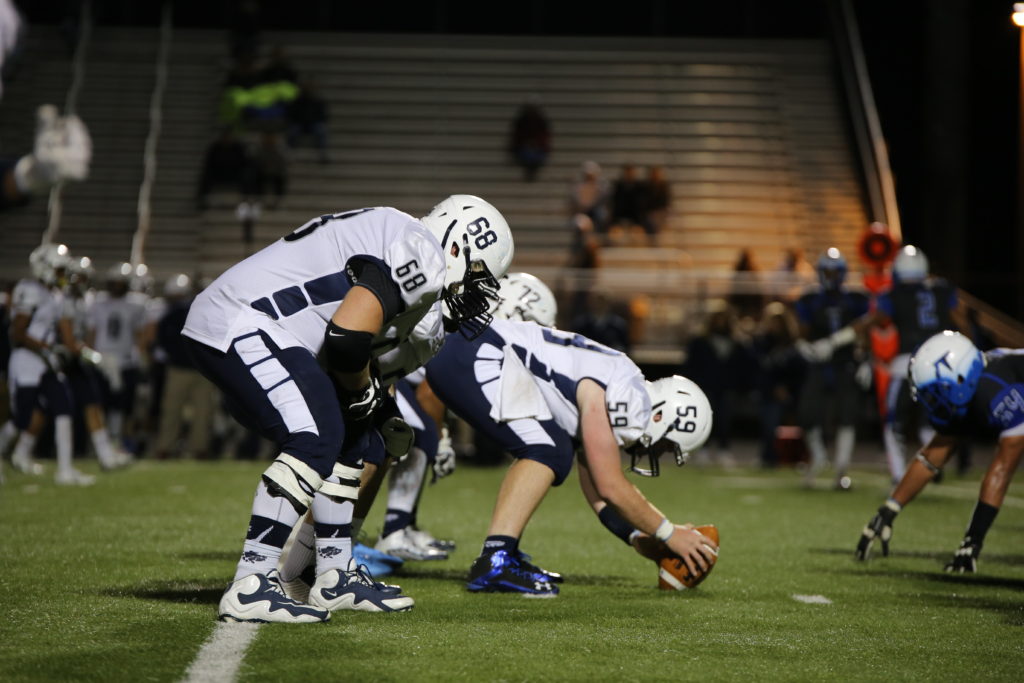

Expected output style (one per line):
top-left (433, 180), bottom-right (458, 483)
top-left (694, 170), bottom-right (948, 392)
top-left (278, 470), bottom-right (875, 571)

top-left (420, 195), bottom-right (514, 339)
top-left (909, 330), bottom-right (984, 425)
top-left (628, 375), bottom-right (713, 477)
top-left (493, 272), bottom-right (557, 327)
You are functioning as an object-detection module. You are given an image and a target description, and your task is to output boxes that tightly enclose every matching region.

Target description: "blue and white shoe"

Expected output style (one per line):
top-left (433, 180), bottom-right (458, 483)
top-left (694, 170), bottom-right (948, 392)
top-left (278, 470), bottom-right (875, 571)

top-left (308, 563), bottom-right (414, 612)
top-left (466, 550), bottom-right (558, 597)
top-left (516, 550), bottom-right (564, 584)
top-left (218, 569), bottom-right (330, 623)
top-left (354, 542), bottom-right (404, 570)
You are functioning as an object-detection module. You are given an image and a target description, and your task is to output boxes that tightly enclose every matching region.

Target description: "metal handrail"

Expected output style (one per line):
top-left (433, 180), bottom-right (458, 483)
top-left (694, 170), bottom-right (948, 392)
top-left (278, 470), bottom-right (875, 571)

top-left (42, 0), bottom-right (91, 245)
top-left (829, 0), bottom-right (902, 242)
top-left (131, 1), bottom-right (173, 268)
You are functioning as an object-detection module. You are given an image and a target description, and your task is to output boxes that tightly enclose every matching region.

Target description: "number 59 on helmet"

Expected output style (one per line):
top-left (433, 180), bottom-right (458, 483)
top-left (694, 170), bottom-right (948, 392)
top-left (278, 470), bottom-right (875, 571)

top-left (908, 330), bottom-right (984, 425)
top-left (628, 375), bottom-right (713, 477)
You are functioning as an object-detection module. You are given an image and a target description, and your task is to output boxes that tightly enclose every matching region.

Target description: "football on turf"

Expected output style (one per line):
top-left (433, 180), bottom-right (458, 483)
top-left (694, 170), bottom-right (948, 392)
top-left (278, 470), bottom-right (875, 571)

top-left (657, 524), bottom-right (719, 590)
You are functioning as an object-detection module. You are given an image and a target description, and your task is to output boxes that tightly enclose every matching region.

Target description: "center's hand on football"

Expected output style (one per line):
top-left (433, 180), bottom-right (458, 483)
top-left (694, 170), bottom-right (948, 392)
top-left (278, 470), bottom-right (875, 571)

top-left (666, 525), bottom-right (716, 576)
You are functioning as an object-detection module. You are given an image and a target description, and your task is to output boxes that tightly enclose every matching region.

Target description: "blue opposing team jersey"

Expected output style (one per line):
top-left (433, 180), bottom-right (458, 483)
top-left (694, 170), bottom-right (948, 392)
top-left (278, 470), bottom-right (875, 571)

top-left (931, 350), bottom-right (1024, 439)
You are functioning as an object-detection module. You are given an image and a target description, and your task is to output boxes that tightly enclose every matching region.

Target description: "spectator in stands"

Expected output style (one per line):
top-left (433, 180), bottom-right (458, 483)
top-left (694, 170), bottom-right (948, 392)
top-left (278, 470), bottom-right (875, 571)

top-left (569, 160), bottom-right (609, 232)
top-left (570, 291), bottom-right (630, 353)
top-left (196, 127), bottom-right (249, 211)
top-left (751, 301), bottom-right (806, 468)
top-left (243, 131), bottom-right (288, 209)
top-left (768, 246), bottom-right (815, 302)
top-left (610, 163), bottom-right (647, 231)
top-left (507, 97), bottom-right (551, 182)
top-left (728, 248), bottom-right (766, 326)
top-left (260, 44), bottom-right (299, 84)
top-left (643, 164), bottom-right (671, 239)
top-left (153, 275), bottom-right (215, 460)
top-left (287, 78), bottom-right (330, 163)
top-left (682, 299), bottom-right (750, 467)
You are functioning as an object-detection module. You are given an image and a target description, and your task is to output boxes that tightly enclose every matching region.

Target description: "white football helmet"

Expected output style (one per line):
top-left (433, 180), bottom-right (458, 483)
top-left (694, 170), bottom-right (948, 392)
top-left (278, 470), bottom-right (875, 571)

top-left (629, 375), bottom-right (713, 477)
top-left (164, 273), bottom-right (193, 298)
top-left (29, 243), bottom-right (72, 285)
top-left (420, 194), bottom-right (514, 338)
top-left (68, 255), bottom-right (95, 288)
top-left (909, 330), bottom-right (984, 426)
top-left (107, 262), bottom-right (133, 283)
top-left (493, 272), bottom-right (557, 327)
top-left (893, 245), bottom-right (929, 283)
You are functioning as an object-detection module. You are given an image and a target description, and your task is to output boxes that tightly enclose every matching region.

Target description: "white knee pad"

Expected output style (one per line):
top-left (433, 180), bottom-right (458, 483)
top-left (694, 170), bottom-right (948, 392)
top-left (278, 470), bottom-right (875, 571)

top-left (262, 453), bottom-right (325, 512)
top-left (318, 462), bottom-right (362, 502)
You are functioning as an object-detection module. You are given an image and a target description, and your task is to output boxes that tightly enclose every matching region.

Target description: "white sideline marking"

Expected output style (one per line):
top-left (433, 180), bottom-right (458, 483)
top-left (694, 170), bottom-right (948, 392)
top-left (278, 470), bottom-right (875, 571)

top-left (181, 622), bottom-right (260, 683)
top-left (791, 594), bottom-right (832, 605)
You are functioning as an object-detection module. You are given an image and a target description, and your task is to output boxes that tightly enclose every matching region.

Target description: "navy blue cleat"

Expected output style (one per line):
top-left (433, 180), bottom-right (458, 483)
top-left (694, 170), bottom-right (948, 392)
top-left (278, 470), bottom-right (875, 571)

top-left (218, 569), bottom-right (330, 623)
top-left (466, 550), bottom-right (558, 597)
top-left (308, 563), bottom-right (414, 612)
top-left (516, 550), bottom-right (564, 584)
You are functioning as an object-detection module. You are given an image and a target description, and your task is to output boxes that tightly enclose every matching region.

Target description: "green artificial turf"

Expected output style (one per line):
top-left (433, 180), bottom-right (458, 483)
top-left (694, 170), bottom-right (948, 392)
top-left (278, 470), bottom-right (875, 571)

top-left (1, 459), bottom-right (1023, 681)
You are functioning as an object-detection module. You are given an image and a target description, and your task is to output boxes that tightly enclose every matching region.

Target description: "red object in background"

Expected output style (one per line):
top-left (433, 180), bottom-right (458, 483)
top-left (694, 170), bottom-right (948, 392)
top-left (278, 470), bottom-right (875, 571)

top-left (870, 323), bottom-right (900, 418)
top-left (859, 222), bottom-right (898, 295)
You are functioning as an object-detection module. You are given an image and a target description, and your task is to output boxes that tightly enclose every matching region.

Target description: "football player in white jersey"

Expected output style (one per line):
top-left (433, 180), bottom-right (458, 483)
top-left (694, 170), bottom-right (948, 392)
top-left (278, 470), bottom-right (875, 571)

top-left (2, 244), bottom-right (95, 485)
top-left (423, 274), bottom-right (718, 596)
top-left (87, 263), bottom-right (147, 447)
top-left (181, 196), bottom-right (513, 622)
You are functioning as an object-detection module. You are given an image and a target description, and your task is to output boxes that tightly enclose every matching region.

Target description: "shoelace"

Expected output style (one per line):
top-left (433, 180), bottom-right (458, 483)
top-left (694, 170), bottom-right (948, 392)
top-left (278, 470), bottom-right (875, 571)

top-left (352, 563), bottom-right (393, 591)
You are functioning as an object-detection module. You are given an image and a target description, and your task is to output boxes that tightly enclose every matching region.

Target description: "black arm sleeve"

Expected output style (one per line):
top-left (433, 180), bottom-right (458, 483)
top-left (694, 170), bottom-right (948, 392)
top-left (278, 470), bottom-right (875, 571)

top-left (346, 256), bottom-right (404, 324)
top-left (598, 505), bottom-right (637, 545)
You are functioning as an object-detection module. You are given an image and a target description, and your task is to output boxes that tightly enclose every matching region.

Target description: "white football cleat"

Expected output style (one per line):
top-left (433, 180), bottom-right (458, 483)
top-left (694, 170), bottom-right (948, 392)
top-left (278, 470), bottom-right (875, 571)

top-left (54, 468), bottom-right (96, 486)
top-left (279, 576), bottom-right (311, 604)
top-left (308, 565), bottom-right (414, 613)
top-left (406, 527), bottom-right (456, 553)
top-left (218, 570), bottom-right (329, 623)
top-left (12, 452), bottom-right (45, 476)
top-left (376, 527), bottom-right (449, 561)
top-left (100, 448), bottom-right (135, 471)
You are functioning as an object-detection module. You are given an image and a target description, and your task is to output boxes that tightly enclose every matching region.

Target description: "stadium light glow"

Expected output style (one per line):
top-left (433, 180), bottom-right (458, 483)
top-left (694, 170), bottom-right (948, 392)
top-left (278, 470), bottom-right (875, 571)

top-left (1014, 3), bottom-right (1024, 27)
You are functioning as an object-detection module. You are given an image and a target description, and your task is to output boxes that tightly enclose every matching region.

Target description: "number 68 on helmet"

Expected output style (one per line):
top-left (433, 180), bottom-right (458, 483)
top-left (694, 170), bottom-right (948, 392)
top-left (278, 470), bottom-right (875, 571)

top-left (628, 375), bottom-right (713, 477)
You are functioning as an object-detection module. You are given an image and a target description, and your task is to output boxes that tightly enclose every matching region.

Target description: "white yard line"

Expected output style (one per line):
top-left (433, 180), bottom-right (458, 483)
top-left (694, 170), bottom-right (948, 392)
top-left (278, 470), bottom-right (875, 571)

top-left (791, 594), bottom-right (832, 605)
top-left (181, 622), bottom-right (260, 683)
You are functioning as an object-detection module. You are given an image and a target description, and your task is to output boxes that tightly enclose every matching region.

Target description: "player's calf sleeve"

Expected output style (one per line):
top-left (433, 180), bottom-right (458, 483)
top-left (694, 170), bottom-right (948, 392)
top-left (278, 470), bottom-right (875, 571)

top-left (883, 424), bottom-right (907, 482)
top-left (280, 520), bottom-right (315, 582)
top-left (384, 448), bottom-right (428, 538)
top-left (965, 501), bottom-right (999, 547)
top-left (805, 427), bottom-right (827, 472)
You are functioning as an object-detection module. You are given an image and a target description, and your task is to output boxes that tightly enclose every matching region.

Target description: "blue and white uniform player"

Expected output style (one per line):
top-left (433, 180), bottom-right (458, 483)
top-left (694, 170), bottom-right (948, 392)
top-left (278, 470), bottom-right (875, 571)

top-left (423, 273), bottom-right (718, 596)
top-left (2, 244), bottom-right (95, 486)
top-left (856, 331), bottom-right (1024, 572)
top-left (182, 196), bottom-right (513, 622)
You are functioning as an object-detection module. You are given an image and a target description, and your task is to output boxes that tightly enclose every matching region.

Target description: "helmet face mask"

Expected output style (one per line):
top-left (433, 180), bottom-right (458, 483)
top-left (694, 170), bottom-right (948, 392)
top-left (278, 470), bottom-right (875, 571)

top-left (817, 247), bottom-right (847, 291)
top-left (420, 195), bottom-right (514, 339)
top-left (30, 243), bottom-right (72, 286)
top-left (909, 330), bottom-right (984, 426)
top-left (627, 437), bottom-right (683, 478)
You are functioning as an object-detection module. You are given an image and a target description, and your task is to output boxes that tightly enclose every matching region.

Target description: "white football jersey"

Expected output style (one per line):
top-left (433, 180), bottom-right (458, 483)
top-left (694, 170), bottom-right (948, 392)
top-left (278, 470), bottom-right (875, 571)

top-left (375, 302), bottom-right (445, 387)
top-left (88, 296), bottom-right (146, 366)
top-left (481, 319), bottom-right (650, 446)
top-left (8, 279), bottom-right (63, 387)
top-left (182, 207), bottom-right (445, 357)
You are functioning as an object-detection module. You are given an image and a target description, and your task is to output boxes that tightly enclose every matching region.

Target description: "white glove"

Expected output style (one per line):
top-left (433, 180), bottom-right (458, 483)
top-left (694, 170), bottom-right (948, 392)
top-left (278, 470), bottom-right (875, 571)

top-left (14, 105), bottom-right (92, 194)
top-left (432, 426), bottom-right (456, 480)
top-left (796, 338), bottom-right (834, 363)
top-left (855, 361), bottom-right (873, 390)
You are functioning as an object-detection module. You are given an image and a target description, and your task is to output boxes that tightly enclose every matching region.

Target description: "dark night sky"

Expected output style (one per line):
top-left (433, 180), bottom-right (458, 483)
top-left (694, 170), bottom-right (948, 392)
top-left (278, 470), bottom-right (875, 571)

top-left (16, 0), bottom-right (1023, 316)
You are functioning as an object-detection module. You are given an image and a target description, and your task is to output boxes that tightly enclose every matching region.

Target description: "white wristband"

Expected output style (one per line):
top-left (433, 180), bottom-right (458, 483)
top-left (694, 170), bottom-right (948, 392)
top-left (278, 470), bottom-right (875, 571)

top-left (654, 518), bottom-right (673, 542)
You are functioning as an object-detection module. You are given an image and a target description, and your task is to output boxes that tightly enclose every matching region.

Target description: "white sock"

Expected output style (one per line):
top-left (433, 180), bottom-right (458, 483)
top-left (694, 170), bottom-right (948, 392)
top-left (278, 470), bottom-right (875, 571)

top-left (805, 427), bottom-right (827, 475)
top-left (233, 481), bottom-right (304, 581)
top-left (0, 420), bottom-right (17, 456)
top-left (387, 447), bottom-right (427, 515)
top-left (883, 424), bottom-right (906, 482)
top-left (312, 485), bottom-right (354, 575)
top-left (55, 415), bottom-right (74, 473)
top-left (107, 411), bottom-right (124, 442)
top-left (835, 425), bottom-right (855, 476)
top-left (12, 431), bottom-right (37, 463)
top-left (91, 428), bottom-right (117, 467)
top-left (280, 521), bottom-right (315, 582)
